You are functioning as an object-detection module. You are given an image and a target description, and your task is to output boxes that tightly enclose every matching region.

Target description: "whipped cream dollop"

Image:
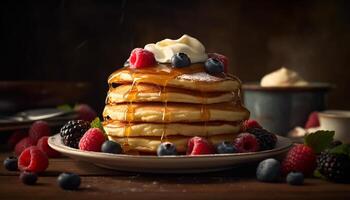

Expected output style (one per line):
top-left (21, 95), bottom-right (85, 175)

top-left (144, 34), bottom-right (208, 63)
top-left (260, 67), bottom-right (309, 87)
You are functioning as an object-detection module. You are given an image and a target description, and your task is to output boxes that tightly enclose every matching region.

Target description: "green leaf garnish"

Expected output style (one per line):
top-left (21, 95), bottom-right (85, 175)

top-left (57, 104), bottom-right (73, 112)
top-left (330, 144), bottom-right (350, 156)
top-left (90, 117), bottom-right (106, 133)
top-left (313, 169), bottom-right (326, 179)
top-left (304, 130), bottom-right (334, 153)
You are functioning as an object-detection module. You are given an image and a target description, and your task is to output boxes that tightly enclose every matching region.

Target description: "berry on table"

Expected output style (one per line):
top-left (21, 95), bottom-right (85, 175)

top-left (208, 53), bottom-right (228, 73)
top-left (18, 146), bottom-right (49, 173)
top-left (74, 104), bottom-right (97, 122)
top-left (171, 53), bottom-right (191, 68)
top-left (233, 133), bottom-right (260, 153)
top-left (317, 150), bottom-right (350, 183)
top-left (204, 58), bottom-right (224, 75)
top-left (79, 128), bottom-right (106, 152)
top-left (57, 172), bottom-right (81, 190)
top-left (29, 120), bottom-right (51, 144)
top-left (157, 142), bottom-right (177, 156)
top-left (247, 128), bottom-right (277, 151)
top-left (101, 141), bottom-right (123, 154)
top-left (286, 172), bottom-right (304, 185)
top-left (3, 156), bottom-right (18, 171)
top-left (14, 137), bottom-right (35, 156)
top-left (129, 48), bottom-right (156, 68)
top-left (187, 136), bottom-right (215, 155)
top-left (216, 141), bottom-right (237, 154)
top-left (37, 136), bottom-right (61, 158)
top-left (7, 130), bottom-right (27, 149)
top-left (281, 144), bottom-right (316, 176)
top-left (256, 158), bottom-right (281, 182)
top-left (60, 120), bottom-right (90, 149)
top-left (20, 171), bottom-right (38, 185)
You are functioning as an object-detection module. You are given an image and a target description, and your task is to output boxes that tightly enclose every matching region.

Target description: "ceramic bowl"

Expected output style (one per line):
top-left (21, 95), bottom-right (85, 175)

top-left (319, 110), bottom-right (350, 144)
top-left (242, 83), bottom-right (332, 136)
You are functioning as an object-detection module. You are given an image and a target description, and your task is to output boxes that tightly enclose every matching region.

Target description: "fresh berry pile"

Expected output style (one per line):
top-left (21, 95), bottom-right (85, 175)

top-left (60, 120), bottom-right (91, 148)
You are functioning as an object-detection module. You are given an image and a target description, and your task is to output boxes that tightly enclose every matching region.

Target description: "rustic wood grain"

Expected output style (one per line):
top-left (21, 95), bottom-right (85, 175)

top-left (0, 152), bottom-right (349, 200)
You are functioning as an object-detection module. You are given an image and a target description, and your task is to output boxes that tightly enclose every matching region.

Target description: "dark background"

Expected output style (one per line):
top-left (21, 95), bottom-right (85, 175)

top-left (1, 0), bottom-right (349, 113)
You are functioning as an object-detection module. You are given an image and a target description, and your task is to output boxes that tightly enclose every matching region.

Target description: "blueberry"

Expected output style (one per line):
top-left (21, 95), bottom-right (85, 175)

top-left (171, 53), bottom-right (191, 68)
top-left (205, 58), bottom-right (224, 74)
top-left (216, 141), bottom-right (237, 154)
top-left (57, 172), bottom-right (81, 190)
top-left (20, 171), bottom-right (38, 185)
top-left (3, 156), bottom-right (18, 171)
top-left (256, 158), bottom-right (281, 182)
top-left (157, 142), bottom-right (177, 156)
top-left (286, 172), bottom-right (304, 185)
top-left (101, 141), bottom-right (123, 154)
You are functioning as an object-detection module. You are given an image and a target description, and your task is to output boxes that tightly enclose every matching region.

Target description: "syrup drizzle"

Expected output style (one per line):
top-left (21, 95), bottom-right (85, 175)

top-left (107, 63), bottom-right (242, 152)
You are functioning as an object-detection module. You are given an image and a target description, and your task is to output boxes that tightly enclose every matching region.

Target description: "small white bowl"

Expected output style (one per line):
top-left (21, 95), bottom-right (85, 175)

top-left (319, 110), bottom-right (350, 144)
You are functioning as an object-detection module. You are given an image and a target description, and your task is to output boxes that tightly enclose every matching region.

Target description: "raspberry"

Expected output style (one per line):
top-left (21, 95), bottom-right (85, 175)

top-left (233, 133), bottom-right (260, 153)
top-left (208, 53), bottom-right (228, 73)
top-left (7, 130), bottom-right (28, 149)
top-left (129, 48), bottom-right (156, 68)
top-left (247, 128), bottom-right (277, 150)
top-left (281, 144), bottom-right (317, 176)
top-left (37, 136), bottom-right (61, 158)
top-left (18, 146), bottom-right (49, 173)
top-left (14, 137), bottom-right (35, 156)
top-left (242, 119), bottom-right (262, 131)
top-left (74, 104), bottom-right (97, 122)
top-left (60, 120), bottom-right (91, 148)
top-left (186, 136), bottom-right (215, 155)
top-left (29, 121), bottom-right (51, 144)
top-left (317, 151), bottom-right (350, 183)
top-left (79, 128), bottom-right (106, 152)
top-left (304, 112), bottom-right (319, 129)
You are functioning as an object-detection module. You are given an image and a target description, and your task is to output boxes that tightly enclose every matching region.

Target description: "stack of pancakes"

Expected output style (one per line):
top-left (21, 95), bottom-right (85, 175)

top-left (103, 63), bottom-right (249, 154)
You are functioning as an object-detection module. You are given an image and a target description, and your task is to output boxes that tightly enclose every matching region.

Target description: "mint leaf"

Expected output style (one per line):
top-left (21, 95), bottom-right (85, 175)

top-left (313, 169), bottom-right (326, 180)
top-left (304, 130), bottom-right (334, 153)
top-left (90, 117), bottom-right (106, 133)
top-left (330, 144), bottom-right (350, 156)
top-left (57, 104), bottom-right (73, 112)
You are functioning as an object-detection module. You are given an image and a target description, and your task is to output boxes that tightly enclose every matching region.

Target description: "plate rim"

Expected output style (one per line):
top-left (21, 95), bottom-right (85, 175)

top-left (48, 134), bottom-right (292, 160)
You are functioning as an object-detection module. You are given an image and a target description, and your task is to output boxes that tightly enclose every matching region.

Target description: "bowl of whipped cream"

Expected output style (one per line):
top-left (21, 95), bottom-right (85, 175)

top-left (243, 67), bottom-right (333, 136)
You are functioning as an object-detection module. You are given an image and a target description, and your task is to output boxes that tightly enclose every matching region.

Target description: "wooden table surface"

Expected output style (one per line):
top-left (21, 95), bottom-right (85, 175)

top-left (0, 152), bottom-right (349, 200)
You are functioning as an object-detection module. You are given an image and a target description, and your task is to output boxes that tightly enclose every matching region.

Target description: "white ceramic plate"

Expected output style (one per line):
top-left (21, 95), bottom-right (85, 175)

top-left (48, 134), bottom-right (292, 174)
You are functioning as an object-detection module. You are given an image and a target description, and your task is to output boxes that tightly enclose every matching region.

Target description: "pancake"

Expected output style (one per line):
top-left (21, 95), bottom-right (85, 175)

top-left (108, 134), bottom-right (237, 153)
top-left (103, 102), bottom-right (249, 123)
top-left (106, 84), bottom-right (236, 104)
top-left (103, 121), bottom-right (241, 137)
top-left (108, 63), bottom-right (241, 92)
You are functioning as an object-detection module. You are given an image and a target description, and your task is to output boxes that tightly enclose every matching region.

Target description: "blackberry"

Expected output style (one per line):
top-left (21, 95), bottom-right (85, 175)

top-left (317, 151), bottom-right (350, 183)
top-left (247, 128), bottom-right (277, 151)
top-left (60, 120), bottom-right (90, 148)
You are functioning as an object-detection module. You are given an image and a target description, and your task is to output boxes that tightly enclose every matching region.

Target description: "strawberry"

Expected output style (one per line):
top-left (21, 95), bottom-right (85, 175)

top-left (186, 136), bottom-right (215, 155)
top-left (79, 128), bottom-right (106, 152)
top-left (208, 53), bottom-right (228, 73)
top-left (15, 137), bottom-right (36, 156)
top-left (305, 112), bottom-right (320, 129)
top-left (281, 144), bottom-right (317, 176)
top-left (129, 48), bottom-right (156, 68)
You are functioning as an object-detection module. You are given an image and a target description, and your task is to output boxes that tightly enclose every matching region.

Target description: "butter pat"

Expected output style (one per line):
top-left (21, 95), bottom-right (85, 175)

top-left (144, 34), bottom-right (208, 63)
top-left (260, 67), bottom-right (309, 87)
